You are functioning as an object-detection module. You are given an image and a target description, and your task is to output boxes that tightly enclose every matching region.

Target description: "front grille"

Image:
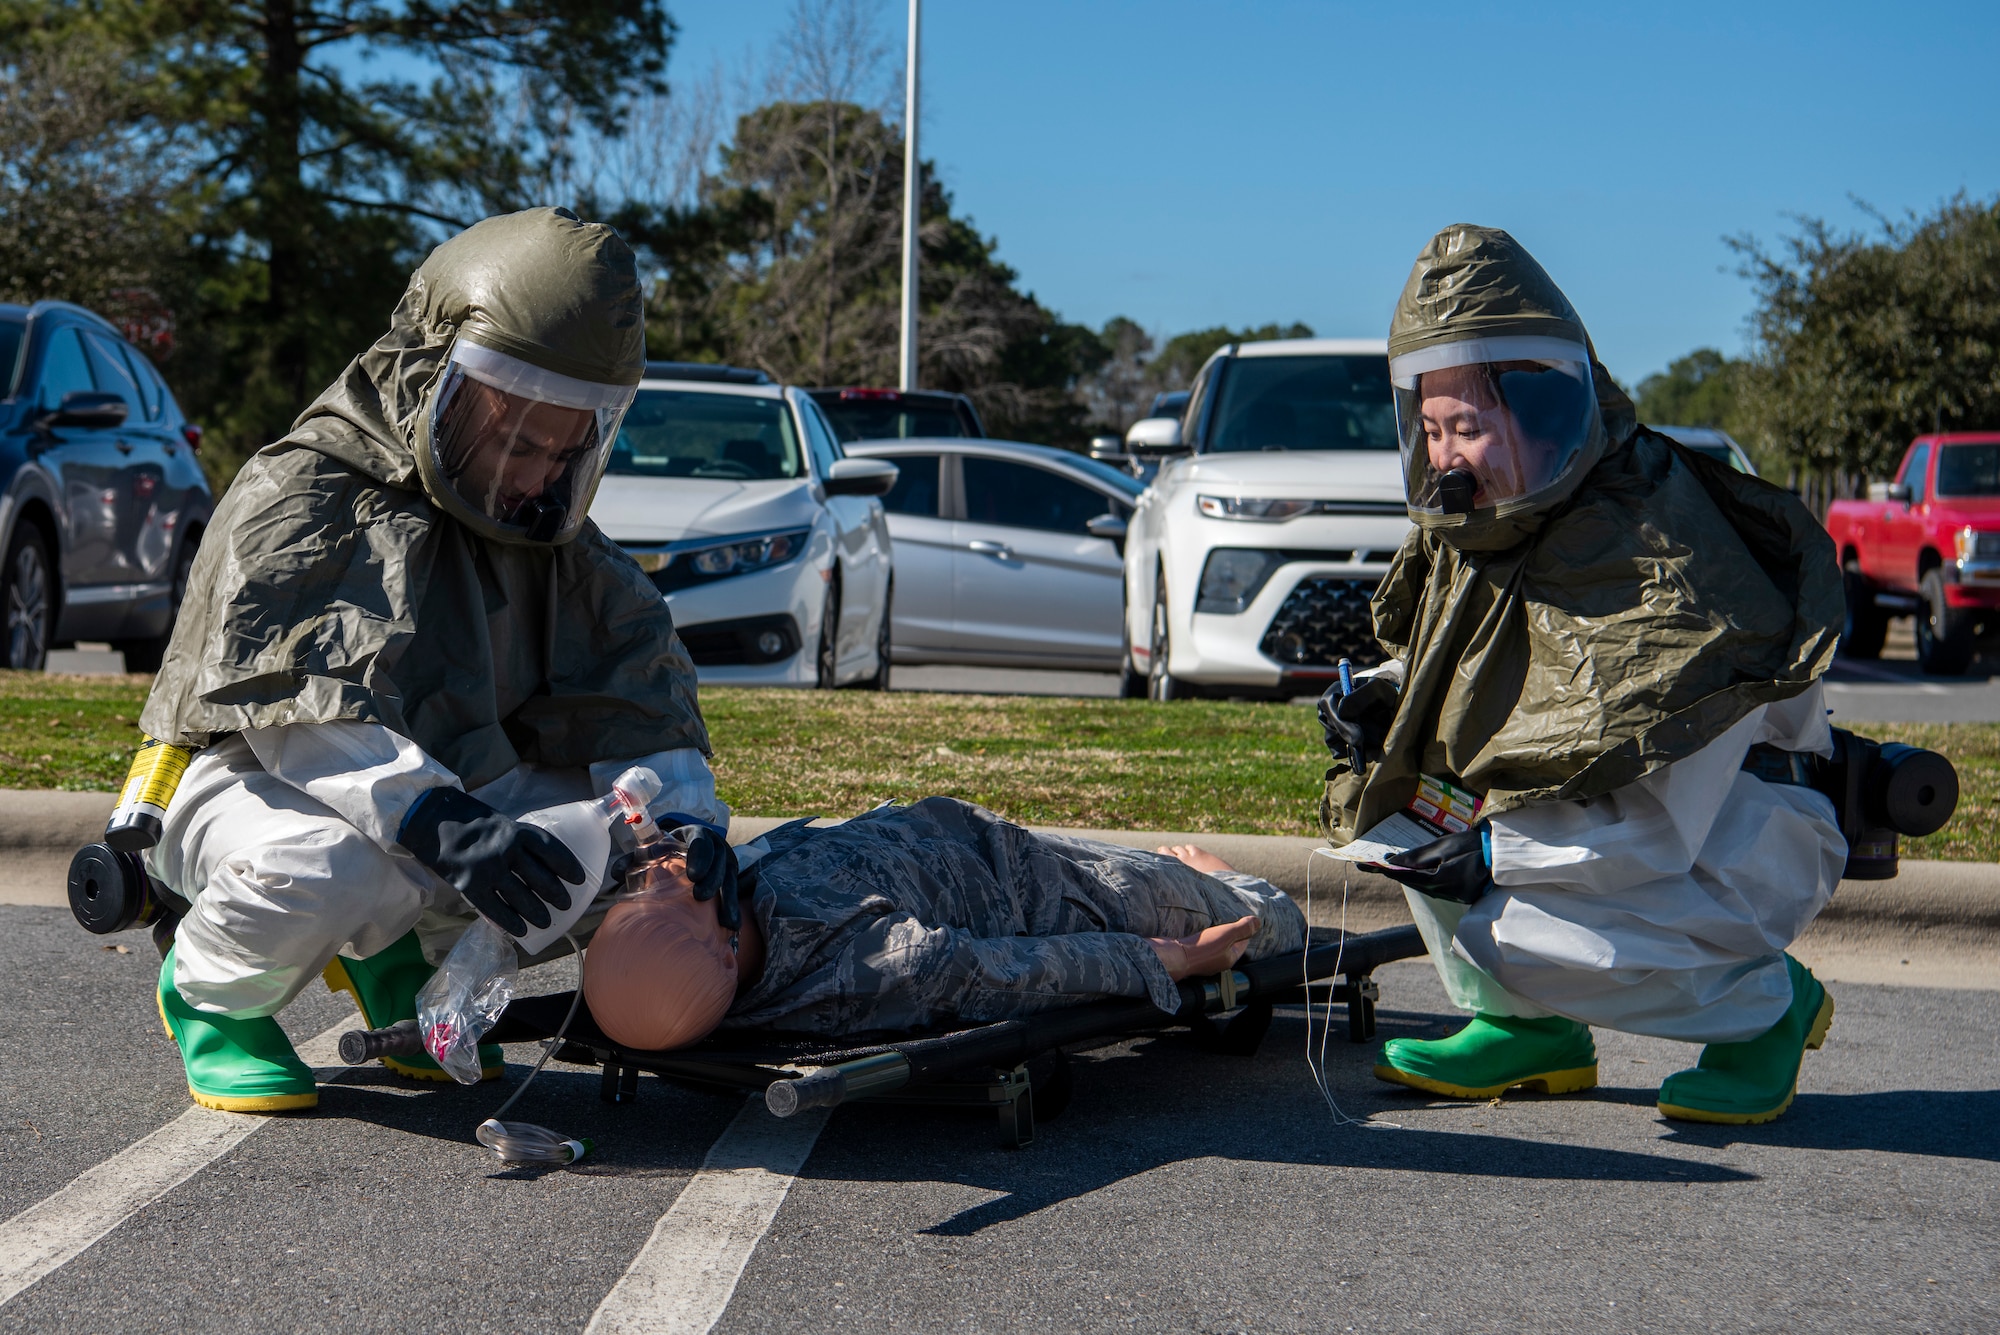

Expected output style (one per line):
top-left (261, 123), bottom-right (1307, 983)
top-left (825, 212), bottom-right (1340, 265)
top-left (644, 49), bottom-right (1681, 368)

top-left (1259, 577), bottom-right (1386, 669)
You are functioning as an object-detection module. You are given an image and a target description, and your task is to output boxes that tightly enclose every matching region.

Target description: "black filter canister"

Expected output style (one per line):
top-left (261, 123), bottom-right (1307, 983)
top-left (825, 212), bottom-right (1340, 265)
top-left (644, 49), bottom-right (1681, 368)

top-left (67, 843), bottom-right (153, 934)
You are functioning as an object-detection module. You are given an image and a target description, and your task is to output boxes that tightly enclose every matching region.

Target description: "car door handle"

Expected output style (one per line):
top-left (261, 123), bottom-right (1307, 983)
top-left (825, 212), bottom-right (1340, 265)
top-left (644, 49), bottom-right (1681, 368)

top-left (114, 439), bottom-right (133, 454)
top-left (966, 540), bottom-right (1014, 559)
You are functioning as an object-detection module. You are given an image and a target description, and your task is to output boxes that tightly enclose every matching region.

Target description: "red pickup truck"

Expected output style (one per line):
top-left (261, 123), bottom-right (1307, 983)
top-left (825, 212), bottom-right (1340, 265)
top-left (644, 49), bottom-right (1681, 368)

top-left (1825, 431), bottom-right (2000, 674)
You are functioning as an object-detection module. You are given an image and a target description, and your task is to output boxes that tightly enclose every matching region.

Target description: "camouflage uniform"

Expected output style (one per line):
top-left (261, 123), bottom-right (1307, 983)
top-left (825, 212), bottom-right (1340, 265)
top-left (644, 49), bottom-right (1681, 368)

top-left (728, 797), bottom-right (1305, 1035)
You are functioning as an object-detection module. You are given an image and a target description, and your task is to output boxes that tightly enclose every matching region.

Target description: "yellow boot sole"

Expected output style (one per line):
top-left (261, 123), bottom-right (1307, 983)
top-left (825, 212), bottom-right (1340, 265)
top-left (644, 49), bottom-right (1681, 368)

top-left (1657, 991), bottom-right (1835, 1125)
top-left (157, 988), bottom-right (318, 1113)
top-left (1372, 1061), bottom-right (1600, 1100)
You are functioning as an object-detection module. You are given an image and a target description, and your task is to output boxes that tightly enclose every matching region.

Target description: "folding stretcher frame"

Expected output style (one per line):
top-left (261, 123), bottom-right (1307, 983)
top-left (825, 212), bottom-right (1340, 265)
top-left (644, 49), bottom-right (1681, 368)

top-left (342, 924), bottom-right (1427, 1149)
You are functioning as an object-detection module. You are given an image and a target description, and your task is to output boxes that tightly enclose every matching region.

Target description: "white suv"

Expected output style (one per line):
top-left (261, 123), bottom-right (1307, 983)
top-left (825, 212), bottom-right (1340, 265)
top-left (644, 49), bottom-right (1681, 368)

top-left (1120, 338), bottom-right (1409, 699)
top-left (588, 363), bottom-right (898, 688)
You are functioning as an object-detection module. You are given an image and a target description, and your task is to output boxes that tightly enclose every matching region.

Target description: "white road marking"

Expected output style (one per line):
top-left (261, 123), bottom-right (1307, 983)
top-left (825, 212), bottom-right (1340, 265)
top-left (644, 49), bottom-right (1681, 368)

top-left (0, 1013), bottom-right (361, 1308)
top-left (586, 1098), bottom-right (830, 1335)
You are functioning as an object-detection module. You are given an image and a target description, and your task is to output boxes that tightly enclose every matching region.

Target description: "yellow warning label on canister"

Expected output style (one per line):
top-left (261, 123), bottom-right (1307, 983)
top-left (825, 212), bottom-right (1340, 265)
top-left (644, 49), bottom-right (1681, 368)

top-left (115, 738), bottom-right (190, 814)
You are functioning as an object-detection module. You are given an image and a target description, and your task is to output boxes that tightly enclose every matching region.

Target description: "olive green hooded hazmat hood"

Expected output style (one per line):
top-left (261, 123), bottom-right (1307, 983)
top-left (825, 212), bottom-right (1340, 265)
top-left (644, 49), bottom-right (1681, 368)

top-left (1325, 224), bottom-right (1842, 842)
top-left (141, 208), bottom-right (710, 788)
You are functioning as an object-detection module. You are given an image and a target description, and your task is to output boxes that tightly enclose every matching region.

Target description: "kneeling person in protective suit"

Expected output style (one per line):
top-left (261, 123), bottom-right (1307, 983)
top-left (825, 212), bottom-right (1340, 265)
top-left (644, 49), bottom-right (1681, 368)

top-left (138, 208), bottom-right (739, 1112)
top-left (1321, 224), bottom-right (1846, 1125)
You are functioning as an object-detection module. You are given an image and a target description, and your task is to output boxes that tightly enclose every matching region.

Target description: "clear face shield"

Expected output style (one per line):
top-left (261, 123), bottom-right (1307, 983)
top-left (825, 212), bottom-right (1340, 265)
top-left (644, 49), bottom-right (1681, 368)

top-left (421, 340), bottom-right (635, 544)
top-left (1390, 337), bottom-right (1599, 517)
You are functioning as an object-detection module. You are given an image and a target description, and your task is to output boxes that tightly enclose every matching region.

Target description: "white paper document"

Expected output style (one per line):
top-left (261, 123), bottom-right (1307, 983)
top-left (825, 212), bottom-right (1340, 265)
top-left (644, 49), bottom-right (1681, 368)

top-left (1322, 811), bottom-right (1441, 865)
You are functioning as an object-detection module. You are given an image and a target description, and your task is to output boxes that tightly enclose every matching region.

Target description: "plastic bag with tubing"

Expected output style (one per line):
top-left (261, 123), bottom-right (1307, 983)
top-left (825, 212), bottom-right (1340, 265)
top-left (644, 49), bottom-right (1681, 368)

top-left (417, 917), bottom-right (519, 1084)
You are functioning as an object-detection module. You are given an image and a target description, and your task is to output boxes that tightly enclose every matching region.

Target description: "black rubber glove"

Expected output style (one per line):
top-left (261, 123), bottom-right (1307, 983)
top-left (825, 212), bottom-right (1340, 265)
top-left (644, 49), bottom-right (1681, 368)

top-left (399, 787), bottom-right (583, 937)
top-left (1378, 827), bottom-right (1492, 905)
top-left (1318, 676), bottom-right (1399, 766)
top-left (681, 826), bottom-right (741, 931)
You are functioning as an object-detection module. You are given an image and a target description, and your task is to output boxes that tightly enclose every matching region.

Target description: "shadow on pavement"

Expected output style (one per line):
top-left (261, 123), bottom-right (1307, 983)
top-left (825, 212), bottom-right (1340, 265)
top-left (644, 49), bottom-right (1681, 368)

top-left (792, 1019), bottom-right (1757, 1237)
top-left (1658, 1088), bottom-right (2000, 1162)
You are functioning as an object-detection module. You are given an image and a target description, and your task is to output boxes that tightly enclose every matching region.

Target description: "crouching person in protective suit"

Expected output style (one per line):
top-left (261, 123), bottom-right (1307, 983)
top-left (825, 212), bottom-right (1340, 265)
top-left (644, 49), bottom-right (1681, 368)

top-left (137, 208), bottom-right (738, 1112)
top-left (1321, 224), bottom-right (1847, 1126)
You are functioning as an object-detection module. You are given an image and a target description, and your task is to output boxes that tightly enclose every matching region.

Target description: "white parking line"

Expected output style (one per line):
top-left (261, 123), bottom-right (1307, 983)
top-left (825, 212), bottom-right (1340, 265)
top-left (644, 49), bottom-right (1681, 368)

top-left (0, 1015), bottom-right (359, 1309)
top-left (586, 1099), bottom-right (830, 1335)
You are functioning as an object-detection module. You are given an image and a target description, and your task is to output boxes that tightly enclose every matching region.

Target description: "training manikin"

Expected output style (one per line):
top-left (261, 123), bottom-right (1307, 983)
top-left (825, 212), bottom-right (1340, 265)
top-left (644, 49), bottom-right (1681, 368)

top-left (1321, 224), bottom-right (1847, 1125)
top-left (139, 208), bottom-right (740, 1112)
top-left (582, 798), bottom-right (1307, 1050)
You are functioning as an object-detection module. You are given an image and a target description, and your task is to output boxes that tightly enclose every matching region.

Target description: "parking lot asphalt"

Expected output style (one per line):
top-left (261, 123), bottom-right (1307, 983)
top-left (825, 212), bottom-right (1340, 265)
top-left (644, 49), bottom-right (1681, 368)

top-left (2, 902), bottom-right (1992, 1335)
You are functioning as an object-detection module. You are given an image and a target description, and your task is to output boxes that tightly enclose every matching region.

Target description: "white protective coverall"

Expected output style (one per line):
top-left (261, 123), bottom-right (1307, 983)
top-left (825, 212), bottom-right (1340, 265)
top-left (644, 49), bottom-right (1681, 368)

top-left (1400, 678), bottom-right (1845, 1045)
top-left (149, 722), bottom-right (727, 1018)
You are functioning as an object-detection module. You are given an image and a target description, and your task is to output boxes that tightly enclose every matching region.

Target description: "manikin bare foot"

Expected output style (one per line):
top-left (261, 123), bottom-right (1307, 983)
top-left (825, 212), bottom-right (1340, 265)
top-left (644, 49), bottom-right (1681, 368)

top-left (1156, 843), bottom-right (1237, 875)
top-left (1146, 915), bottom-right (1258, 980)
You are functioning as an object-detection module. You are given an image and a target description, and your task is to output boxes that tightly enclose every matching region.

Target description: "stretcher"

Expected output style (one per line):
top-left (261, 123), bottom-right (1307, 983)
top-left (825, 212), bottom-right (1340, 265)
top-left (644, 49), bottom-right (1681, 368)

top-left (338, 923), bottom-right (1427, 1148)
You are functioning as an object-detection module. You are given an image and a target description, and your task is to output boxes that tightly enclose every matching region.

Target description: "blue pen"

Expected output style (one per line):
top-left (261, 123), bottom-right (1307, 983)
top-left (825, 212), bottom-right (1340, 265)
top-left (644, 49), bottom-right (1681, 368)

top-left (1336, 658), bottom-right (1364, 772)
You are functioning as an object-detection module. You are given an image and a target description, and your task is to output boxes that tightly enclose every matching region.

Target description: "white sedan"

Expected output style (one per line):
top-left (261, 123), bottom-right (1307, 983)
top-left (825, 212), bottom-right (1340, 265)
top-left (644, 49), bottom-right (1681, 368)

top-left (589, 364), bottom-right (898, 688)
top-left (845, 438), bottom-right (1144, 671)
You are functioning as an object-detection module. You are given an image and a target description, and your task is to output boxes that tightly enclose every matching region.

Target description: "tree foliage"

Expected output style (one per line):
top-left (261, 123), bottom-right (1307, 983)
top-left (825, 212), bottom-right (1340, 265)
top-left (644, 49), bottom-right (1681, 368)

top-left (1, 0), bottom-right (674, 482)
top-left (632, 98), bottom-right (1109, 445)
top-left (1731, 194), bottom-right (2000, 487)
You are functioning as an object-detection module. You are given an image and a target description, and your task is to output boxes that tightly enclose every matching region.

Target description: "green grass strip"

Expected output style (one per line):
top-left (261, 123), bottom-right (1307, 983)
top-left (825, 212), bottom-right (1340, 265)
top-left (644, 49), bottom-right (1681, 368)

top-left (5, 672), bottom-right (1994, 860)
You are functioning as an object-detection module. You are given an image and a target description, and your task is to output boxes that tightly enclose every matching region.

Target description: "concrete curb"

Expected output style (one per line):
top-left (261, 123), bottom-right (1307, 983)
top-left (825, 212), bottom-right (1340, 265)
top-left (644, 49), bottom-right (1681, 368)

top-left (5, 792), bottom-right (1995, 937)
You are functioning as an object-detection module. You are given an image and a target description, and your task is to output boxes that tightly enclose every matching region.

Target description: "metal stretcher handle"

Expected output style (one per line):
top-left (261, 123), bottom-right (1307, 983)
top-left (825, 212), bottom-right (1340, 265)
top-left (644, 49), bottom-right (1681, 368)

top-left (339, 1019), bottom-right (423, 1064)
top-left (766, 1051), bottom-right (911, 1117)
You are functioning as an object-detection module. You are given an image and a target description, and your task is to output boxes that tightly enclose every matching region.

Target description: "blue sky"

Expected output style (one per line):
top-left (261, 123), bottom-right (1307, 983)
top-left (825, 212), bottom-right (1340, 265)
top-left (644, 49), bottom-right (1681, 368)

top-left (664, 1), bottom-right (1998, 385)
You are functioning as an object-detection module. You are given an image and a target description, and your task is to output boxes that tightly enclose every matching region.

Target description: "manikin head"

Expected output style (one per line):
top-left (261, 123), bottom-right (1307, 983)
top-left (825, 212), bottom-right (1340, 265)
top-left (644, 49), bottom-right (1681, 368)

top-left (582, 858), bottom-right (741, 1051)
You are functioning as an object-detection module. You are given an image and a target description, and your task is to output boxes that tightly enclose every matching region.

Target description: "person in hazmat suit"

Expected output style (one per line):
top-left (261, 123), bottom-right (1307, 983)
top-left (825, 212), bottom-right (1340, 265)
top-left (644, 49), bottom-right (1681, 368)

top-left (1320, 224), bottom-right (1846, 1126)
top-left (138, 207), bottom-right (738, 1112)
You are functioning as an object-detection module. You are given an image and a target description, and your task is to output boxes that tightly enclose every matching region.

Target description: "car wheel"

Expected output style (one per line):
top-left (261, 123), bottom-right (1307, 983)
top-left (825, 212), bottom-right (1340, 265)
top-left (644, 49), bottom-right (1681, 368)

top-left (855, 579), bottom-right (892, 691)
top-left (1839, 564), bottom-right (1888, 660)
top-left (114, 535), bottom-right (199, 674)
top-left (1916, 567), bottom-right (1974, 675)
top-left (4, 523), bottom-right (53, 672)
top-left (814, 577), bottom-right (841, 689)
top-left (1146, 569), bottom-right (1189, 701)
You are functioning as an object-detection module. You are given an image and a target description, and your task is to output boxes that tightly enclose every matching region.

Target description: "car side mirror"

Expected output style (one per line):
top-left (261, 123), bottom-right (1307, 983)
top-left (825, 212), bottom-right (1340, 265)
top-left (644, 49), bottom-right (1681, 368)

top-left (1124, 416), bottom-right (1184, 455)
top-left (1085, 512), bottom-right (1127, 555)
top-left (824, 457), bottom-right (899, 497)
top-left (1886, 482), bottom-right (1913, 505)
top-left (38, 390), bottom-right (128, 432)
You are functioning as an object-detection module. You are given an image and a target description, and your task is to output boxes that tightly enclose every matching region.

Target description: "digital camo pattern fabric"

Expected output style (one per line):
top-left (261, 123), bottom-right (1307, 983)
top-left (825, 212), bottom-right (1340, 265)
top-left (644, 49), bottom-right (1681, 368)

top-left (729, 797), bottom-right (1306, 1035)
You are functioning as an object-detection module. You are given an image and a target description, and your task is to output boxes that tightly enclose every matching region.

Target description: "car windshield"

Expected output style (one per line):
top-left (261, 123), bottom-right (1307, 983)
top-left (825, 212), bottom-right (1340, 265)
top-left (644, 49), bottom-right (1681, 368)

top-left (1063, 453), bottom-right (1147, 497)
top-left (1206, 354), bottom-right (1396, 453)
top-left (608, 390), bottom-right (804, 481)
top-left (815, 394), bottom-right (968, 442)
top-left (1683, 442), bottom-right (1748, 472)
top-left (1937, 444), bottom-right (2000, 497)
top-left (0, 320), bottom-right (22, 398)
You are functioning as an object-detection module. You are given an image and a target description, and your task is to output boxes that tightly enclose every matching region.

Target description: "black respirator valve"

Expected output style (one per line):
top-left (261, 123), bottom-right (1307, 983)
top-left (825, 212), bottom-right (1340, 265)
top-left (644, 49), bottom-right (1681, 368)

top-left (1437, 469), bottom-right (1477, 515)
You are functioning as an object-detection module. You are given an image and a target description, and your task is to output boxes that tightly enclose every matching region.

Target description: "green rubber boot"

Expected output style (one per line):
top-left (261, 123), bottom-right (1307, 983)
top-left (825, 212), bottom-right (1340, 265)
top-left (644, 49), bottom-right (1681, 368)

top-left (158, 947), bottom-right (317, 1113)
top-left (1375, 1012), bottom-right (1599, 1099)
top-left (1657, 955), bottom-right (1833, 1125)
top-left (322, 931), bottom-right (503, 1082)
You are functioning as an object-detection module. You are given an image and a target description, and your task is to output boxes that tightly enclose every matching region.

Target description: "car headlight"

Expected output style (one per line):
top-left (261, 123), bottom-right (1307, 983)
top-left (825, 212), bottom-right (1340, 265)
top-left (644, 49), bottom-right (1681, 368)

top-left (631, 528), bottom-right (812, 593)
top-left (1955, 526), bottom-right (2000, 562)
top-left (1197, 548), bottom-right (1284, 614)
top-left (688, 529), bottom-right (810, 576)
top-left (1197, 495), bottom-right (1316, 522)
